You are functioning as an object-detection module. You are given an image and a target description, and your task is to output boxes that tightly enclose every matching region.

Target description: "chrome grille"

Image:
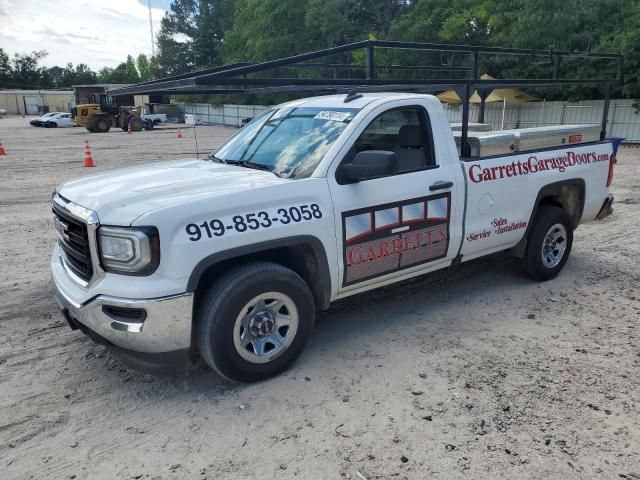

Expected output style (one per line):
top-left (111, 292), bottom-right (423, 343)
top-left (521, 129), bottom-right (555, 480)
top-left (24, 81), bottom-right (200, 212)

top-left (53, 202), bottom-right (93, 281)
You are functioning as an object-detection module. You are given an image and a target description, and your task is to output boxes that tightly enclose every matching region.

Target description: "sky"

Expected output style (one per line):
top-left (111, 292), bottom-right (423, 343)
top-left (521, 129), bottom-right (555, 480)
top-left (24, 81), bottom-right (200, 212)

top-left (0, 0), bottom-right (172, 70)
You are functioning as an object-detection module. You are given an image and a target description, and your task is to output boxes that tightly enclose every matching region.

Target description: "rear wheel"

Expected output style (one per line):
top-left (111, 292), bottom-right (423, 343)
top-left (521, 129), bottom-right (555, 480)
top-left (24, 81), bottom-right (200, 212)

top-left (143, 119), bottom-right (154, 130)
top-left (521, 205), bottom-right (573, 281)
top-left (91, 116), bottom-right (110, 133)
top-left (197, 262), bottom-right (315, 382)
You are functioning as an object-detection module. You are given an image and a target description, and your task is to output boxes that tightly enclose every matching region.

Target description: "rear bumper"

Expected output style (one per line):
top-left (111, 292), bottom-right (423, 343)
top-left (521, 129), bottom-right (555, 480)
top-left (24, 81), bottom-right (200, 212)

top-left (596, 194), bottom-right (614, 220)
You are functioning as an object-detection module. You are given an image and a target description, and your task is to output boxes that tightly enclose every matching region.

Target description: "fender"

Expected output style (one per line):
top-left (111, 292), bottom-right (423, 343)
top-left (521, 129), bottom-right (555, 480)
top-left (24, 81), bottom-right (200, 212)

top-left (511, 178), bottom-right (585, 256)
top-left (186, 235), bottom-right (332, 309)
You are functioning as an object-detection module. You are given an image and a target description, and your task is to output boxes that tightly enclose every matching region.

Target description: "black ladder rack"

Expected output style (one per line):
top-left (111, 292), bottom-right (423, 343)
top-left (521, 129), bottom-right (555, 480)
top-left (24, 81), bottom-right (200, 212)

top-left (107, 40), bottom-right (623, 154)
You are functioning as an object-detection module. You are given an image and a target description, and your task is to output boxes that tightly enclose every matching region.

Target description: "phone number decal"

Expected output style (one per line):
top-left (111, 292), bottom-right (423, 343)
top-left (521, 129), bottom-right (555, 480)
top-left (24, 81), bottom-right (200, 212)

top-left (186, 204), bottom-right (323, 241)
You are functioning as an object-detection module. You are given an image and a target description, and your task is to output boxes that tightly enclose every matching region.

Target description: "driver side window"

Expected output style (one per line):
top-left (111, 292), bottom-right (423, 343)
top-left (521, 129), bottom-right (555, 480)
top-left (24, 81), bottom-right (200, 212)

top-left (355, 107), bottom-right (435, 174)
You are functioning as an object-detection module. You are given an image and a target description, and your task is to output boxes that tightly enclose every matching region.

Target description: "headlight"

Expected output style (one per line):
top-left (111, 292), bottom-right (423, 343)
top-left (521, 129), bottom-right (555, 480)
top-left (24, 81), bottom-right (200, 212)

top-left (98, 226), bottom-right (160, 275)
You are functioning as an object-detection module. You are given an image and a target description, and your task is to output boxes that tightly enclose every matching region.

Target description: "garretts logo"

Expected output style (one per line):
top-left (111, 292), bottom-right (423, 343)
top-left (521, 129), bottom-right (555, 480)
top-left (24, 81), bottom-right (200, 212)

top-left (468, 150), bottom-right (610, 183)
top-left (346, 225), bottom-right (447, 266)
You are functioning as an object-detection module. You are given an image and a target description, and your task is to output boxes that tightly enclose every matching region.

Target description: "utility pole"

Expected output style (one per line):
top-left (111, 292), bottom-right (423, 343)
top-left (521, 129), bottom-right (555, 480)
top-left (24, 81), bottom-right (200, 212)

top-left (147, 0), bottom-right (156, 57)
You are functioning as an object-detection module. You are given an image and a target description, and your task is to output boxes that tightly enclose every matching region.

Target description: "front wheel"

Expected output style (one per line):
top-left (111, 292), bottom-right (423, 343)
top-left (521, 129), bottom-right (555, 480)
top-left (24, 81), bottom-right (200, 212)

top-left (197, 262), bottom-right (315, 382)
top-left (91, 116), bottom-right (111, 133)
top-left (521, 205), bottom-right (573, 281)
top-left (127, 115), bottom-right (144, 132)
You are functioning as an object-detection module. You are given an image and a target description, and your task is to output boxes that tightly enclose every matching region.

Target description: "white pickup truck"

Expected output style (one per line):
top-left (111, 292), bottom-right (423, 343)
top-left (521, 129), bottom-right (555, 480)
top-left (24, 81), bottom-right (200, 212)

top-left (142, 112), bottom-right (167, 125)
top-left (52, 93), bottom-right (618, 381)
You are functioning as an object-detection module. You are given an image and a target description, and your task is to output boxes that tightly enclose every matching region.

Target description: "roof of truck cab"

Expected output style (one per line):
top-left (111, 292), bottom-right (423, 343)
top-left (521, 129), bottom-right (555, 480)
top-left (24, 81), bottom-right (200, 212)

top-left (278, 93), bottom-right (431, 110)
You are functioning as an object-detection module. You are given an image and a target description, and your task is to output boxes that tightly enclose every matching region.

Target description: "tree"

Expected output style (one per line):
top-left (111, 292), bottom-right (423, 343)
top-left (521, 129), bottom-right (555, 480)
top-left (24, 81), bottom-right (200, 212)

top-left (70, 64), bottom-right (97, 85)
top-left (0, 48), bottom-right (12, 87)
top-left (125, 55), bottom-right (140, 83)
top-left (155, 0), bottom-right (235, 75)
top-left (137, 54), bottom-right (153, 82)
top-left (599, 0), bottom-right (640, 97)
top-left (41, 66), bottom-right (67, 87)
top-left (11, 50), bottom-right (48, 88)
top-left (342, 0), bottom-right (409, 37)
top-left (97, 56), bottom-right (140, 84)
top-left (223, 0), bottom-right (311, 62)
top-left (97, 67), bottom-right (115, 83)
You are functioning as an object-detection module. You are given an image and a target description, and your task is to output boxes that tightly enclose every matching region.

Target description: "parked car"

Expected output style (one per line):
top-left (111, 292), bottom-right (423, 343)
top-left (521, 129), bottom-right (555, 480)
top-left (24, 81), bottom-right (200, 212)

top-left (44, 112), bottom-right (75, 128)
top-left (51, 93), bottom-right (619, 382)
top-left (0, 108), bottom-right (6, 116)
top-left (30, 112), bottom-right (64, 127)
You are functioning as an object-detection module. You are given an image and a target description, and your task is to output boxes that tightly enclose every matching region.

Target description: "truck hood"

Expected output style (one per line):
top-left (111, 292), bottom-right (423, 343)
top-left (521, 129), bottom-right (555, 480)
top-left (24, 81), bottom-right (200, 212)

top-left (57, 159), bottom-right (285, 224)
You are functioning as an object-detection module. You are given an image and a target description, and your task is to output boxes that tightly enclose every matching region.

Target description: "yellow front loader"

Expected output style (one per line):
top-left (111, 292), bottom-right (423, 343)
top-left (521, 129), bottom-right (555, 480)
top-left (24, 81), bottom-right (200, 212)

top-left (71, 95), bottom-right (152, 133)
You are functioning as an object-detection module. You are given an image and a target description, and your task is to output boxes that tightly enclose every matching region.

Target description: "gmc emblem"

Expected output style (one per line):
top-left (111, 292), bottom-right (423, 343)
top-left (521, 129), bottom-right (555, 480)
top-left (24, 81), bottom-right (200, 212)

top-left (54, 216), bottom-right (70, 243)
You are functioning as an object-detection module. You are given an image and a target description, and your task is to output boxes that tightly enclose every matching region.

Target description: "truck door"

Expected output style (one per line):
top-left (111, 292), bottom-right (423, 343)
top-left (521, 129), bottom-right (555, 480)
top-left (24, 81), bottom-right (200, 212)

top-left (327, 100), bottom-right (462, 294)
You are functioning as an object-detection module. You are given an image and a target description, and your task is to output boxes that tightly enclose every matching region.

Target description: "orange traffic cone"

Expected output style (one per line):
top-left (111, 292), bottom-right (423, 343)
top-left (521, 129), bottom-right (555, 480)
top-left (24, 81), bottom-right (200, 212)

top-left (84, 140), bottom-right (95, 167)
top-left (128, 125), bottom-right (132, 134)
top-left (0, 143), bottom-right (5, 156)
top-left (177, 128), bottom-right (183, 139)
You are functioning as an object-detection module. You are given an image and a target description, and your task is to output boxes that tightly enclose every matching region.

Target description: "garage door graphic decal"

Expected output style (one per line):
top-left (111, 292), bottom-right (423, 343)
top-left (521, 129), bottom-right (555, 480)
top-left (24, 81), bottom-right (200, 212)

top-left (342, 193), bottom-right (451, 286)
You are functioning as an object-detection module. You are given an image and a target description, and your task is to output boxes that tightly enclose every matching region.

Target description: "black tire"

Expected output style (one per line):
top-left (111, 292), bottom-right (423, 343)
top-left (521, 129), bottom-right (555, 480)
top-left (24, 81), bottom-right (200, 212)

top-left (197, 262), bottom-right (315, 382)
top-left (521, 205), bottom-right (573, 281)
top-left (153, 119), bottom-right (161, 125)
top-left (143, 119), bottom-right (154, 130)
top-left (91, 116), bottom-right (110, 133)
top-left (127, 115), bottom-right (144, 132)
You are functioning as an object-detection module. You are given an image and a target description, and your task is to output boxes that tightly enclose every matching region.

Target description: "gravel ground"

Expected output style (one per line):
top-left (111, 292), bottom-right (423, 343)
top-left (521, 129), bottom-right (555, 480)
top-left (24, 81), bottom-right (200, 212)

top-left (0, 115), bottom-right (638, 480)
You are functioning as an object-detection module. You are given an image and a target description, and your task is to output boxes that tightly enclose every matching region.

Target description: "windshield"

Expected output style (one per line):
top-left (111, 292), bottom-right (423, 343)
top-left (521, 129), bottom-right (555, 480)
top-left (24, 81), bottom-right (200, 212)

top-left (212, 107), bottom-right (359, 178)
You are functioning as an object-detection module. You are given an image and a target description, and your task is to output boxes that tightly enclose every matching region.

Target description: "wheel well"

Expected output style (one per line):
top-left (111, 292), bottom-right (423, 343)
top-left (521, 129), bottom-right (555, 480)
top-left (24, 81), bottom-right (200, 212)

top-left (536, 182), bottom-right (585, 230)
top-left (191, 241), bottom-right (331, 313)
top-left (510, 180), bottom-right (584, 257)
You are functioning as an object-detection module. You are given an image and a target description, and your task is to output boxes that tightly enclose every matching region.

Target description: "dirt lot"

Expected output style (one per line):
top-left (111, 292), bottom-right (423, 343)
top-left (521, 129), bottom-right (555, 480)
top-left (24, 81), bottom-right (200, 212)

top-left (0, 115), bottom-right (638, 480)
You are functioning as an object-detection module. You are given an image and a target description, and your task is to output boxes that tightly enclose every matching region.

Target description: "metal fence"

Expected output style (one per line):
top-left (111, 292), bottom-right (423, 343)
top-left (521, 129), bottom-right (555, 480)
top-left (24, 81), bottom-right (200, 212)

top-left (179, 100), bottom-right (640, 141)
top-left (178, 103), bottom-right (269, 127)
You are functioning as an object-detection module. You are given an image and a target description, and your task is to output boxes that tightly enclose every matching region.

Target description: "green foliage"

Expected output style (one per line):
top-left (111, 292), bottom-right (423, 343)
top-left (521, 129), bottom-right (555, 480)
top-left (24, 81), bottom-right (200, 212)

top-left (11, 50), bottom-right (48, 88)
top-left (3, 0), bottom-right (640, 99)
top-left (597, 0), bottom-right (640, 98)
top-left (95, 55), bottom-right (143, 84)
top-left (0, 48), bottom-right (13, 88)
top-left (137, 54), bottom-right (153, 82)
top-left (154, 0), bottom-right (235, 75)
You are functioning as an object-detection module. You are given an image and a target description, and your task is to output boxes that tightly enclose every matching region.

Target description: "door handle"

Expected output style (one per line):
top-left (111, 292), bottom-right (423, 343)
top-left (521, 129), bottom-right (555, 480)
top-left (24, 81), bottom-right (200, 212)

top-left (429, 181), bottom-right (453, 191)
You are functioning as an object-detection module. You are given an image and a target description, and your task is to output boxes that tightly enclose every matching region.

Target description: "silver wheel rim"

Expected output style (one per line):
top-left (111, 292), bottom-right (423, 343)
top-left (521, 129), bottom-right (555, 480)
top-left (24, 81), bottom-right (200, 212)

top-left (541, 223), bottom-right (568, 268)
top-left (233, 292), bottom-right (299, 364)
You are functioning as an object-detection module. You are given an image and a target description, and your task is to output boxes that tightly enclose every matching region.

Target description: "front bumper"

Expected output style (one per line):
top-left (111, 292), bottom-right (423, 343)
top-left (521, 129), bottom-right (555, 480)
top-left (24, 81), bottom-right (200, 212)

top-left (54, 285), bottom-right (194, 352)
top-left (52, 248), bottom-right (194, 361)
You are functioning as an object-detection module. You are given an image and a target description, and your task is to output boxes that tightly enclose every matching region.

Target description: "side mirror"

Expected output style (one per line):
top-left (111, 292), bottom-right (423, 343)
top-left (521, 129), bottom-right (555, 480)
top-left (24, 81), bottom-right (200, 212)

top-left (341, 150), bottom-right (397, 182)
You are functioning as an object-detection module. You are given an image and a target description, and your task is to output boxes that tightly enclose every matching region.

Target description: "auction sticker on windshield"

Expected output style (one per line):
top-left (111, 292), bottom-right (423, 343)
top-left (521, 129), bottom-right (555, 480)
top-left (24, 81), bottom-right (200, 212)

top-left (314, 111), bottom-right (351, 122)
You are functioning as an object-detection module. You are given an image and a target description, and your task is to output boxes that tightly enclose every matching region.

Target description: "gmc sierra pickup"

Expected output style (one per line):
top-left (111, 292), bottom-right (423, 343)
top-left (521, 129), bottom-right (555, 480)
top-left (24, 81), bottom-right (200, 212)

top-left (51, 93), bottom-right (619, 381)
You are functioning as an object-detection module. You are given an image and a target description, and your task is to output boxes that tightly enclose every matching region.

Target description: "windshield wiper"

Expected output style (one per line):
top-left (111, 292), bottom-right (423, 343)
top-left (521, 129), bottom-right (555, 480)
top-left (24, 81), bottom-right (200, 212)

top-left (219, 159), bottom-right (282, 177)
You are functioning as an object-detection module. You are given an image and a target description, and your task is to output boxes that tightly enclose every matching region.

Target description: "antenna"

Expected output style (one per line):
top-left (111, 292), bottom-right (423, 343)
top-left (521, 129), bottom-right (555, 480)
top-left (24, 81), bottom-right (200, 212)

top-left (147, 0), bottom-right (155, 57)
top-left (193, 123), bottom-right (200, 159)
